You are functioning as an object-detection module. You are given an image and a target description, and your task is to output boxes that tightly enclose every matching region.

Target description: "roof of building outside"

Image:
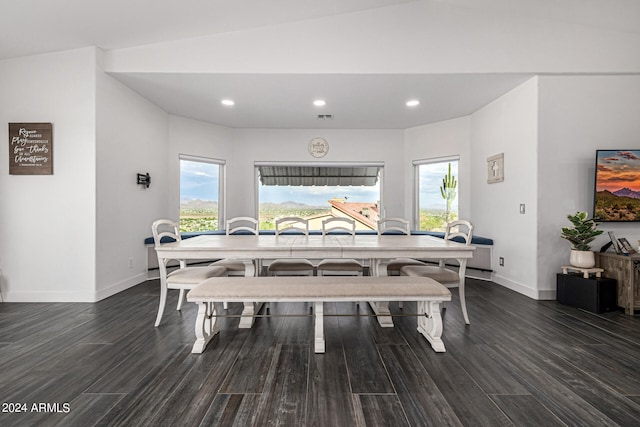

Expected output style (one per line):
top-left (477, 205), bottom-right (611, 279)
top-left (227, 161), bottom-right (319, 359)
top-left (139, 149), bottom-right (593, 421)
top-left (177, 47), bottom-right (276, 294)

top-left (328, 198), bottom-right (379, 230)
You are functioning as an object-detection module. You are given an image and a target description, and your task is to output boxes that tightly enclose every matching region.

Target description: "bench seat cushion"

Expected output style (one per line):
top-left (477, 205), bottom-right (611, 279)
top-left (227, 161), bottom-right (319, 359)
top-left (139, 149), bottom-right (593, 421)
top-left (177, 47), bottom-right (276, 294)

top-left (268, 258), bottom-right (314, 272)
top-left (317, 258), bottom-right (363, 271)
top-left (386, 257), bottom-right (427, 272)
top-left (209, 258), bottom-right (248, 272)
top-left (187, 276), bottom-right (451, 302)
top-left (167, 265), bottom-right (227, 285)
top-left (401, 265), bottom-right (460, 283)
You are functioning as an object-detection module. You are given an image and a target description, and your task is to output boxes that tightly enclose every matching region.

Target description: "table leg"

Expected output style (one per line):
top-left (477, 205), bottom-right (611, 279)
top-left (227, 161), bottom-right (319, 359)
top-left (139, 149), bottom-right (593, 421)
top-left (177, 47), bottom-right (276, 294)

top-left (243, 260), bottom-right (256, 277)
top-left (369, 258), bottom-right (394, 327)
top-left (314, 302), bottom-right (325, 353)
top-left (368, 301), bottom-right (394, 327)
top-left (238, 301), bottom-right (264, 328)
top-left (237, 260), bottom-right (263, 328)
top-left (375, 259), bottom-right (389, 277)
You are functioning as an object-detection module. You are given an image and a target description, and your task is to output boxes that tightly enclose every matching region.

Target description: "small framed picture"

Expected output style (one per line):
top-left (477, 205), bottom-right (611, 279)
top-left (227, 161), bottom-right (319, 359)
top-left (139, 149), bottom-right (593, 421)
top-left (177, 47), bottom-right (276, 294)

top-left (608, 231), bottom-right (623, 255)
top-left (618, 238), bottom-right (636, 254)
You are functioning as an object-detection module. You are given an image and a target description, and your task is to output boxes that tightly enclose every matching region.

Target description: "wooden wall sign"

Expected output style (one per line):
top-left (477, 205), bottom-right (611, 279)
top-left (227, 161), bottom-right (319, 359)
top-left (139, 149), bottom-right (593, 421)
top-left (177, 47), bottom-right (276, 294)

top-left (487, 152), bottom-right (504, 184)
top-left (9, 122), bottom-right (53, 175)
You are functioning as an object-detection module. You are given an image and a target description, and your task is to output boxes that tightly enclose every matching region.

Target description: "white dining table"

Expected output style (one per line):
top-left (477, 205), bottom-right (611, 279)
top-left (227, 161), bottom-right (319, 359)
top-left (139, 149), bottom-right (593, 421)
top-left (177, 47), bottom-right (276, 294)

top-left (154, 233), bottom-right (475, 327)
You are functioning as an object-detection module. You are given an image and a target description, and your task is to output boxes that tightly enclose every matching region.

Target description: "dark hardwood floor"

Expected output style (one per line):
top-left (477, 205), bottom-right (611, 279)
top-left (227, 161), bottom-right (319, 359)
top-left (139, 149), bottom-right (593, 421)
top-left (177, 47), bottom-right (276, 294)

top-left (1, 278), bottom-right (639, 426)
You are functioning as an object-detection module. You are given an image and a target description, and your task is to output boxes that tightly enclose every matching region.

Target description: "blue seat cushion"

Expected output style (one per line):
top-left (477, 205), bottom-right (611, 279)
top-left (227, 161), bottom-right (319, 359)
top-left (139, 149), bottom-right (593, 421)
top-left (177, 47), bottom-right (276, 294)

top-left (144, 229), bottom-right (225, 245)
top-left (410, 230), bottom-right (493, 245)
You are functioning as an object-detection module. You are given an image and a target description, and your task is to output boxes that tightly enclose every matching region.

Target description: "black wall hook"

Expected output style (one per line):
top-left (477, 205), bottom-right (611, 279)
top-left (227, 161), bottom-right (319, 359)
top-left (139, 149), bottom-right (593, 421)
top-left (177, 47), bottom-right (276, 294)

top-left (137, 173), bottom-right (151, 188)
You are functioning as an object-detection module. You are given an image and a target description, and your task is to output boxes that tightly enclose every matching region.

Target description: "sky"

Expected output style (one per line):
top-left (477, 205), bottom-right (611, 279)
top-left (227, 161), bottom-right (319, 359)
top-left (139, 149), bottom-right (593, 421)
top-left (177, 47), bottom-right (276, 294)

top-left (595, 150), bottom-right (640, 192)
top-left (180, 159), bottom-right (459, 210)
top-left (180, 159), bottom-right (219, 201)
top-left (418, 161), bottom-right (459, 211)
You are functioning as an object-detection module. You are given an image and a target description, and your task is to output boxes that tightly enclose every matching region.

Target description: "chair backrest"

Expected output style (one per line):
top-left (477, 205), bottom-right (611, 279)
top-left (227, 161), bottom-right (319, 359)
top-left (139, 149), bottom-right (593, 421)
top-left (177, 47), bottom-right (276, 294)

top-left (152, 219), bottom-right (181, 246)
top-left (377, 217), bottom-right (410, 235)
top-left (151, 219), bottom-right (184, 268)
top-left (275, 216), bottom-right (309, 235)
top-left (445, 219), bottom-right (474, 246)
top-left (322, 217), bottom-right (355, 235)
top-left (226, 216), bottom-right (259, 235)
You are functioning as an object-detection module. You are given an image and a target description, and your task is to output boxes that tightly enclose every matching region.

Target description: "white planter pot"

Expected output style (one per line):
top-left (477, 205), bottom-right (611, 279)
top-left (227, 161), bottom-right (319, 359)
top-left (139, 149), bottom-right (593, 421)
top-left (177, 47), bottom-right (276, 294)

top-left (570, 249), bottom-right (595, 268)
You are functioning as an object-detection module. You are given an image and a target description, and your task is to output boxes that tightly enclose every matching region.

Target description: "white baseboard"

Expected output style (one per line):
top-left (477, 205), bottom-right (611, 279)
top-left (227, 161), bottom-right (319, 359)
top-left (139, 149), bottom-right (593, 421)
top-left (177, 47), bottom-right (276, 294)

top-left (466, 269), bottom-right (492, 281)
top-left (492, 274), bottom-right (556, 300)
top-left (2, 290), bottom-right (96, 302)
top-left (492, 275), bottom-right (536, 298)
top-left (3, 273), bottom-right (151, 303)
top-left (537, 289), bottom-right (557, 300)
top-left (94, 273), bottom-right (148, 301)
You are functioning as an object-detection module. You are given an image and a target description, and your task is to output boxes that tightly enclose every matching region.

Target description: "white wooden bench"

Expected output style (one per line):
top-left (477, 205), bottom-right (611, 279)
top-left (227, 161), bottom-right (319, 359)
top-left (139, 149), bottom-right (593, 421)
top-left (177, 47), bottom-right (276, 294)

top-left (186, 276), bottom-right (452, 354)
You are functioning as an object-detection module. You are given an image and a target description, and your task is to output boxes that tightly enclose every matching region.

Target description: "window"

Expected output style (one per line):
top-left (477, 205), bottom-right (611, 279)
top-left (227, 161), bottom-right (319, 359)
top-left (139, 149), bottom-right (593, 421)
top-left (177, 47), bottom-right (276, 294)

top-left (179, 155), bottom-right (224, 232)
top-left (415, 157), bottom-right (459, 231)
top-left (255, 162), bottom-right (382, 231)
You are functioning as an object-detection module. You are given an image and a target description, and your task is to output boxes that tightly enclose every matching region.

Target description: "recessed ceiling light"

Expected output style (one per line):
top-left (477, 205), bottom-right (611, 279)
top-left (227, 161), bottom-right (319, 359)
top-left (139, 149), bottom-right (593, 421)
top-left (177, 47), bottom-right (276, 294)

top-left (221, 99), bottom-right (235, 106)
top-left (406, 100), bottom-right (420, 107)
top-left (313, 99), bottom-right (326, 107)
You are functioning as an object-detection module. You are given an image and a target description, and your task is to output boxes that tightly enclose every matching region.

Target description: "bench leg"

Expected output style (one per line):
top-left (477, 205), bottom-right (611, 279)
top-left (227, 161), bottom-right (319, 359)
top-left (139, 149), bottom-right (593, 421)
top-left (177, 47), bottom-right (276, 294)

top-left (417, 301), bottom-right (446, 352)
top-left (192, 301), bottom-right (219, 353)
top-left (314, 302), bottom-right (325, 353)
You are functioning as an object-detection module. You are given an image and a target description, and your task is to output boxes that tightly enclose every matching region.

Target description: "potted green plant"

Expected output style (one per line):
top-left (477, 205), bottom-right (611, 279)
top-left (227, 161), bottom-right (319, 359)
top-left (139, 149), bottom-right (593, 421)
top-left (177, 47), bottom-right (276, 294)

top-left (561, 211), bottom-right (603, 268)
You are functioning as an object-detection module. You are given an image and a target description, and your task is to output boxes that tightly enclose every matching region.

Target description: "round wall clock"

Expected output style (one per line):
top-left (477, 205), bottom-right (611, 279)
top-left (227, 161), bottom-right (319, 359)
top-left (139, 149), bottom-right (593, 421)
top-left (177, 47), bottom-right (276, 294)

top-left (308, 137), bottom-right (329, 158)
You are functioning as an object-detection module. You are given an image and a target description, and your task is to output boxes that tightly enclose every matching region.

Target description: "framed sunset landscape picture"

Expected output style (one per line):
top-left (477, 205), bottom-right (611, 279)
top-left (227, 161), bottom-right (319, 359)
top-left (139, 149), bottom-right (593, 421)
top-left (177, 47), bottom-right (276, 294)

top-left (594, 150), bottom-right (640, 222)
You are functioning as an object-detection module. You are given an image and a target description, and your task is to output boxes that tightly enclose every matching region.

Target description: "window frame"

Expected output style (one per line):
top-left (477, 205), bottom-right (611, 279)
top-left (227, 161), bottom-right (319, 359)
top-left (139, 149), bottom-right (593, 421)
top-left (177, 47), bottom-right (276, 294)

top-left (254, 161), bottom-right (385, 229)
top-left (179, 154), bottom-right (226, 231)
top-left (413, 155), bottom-right (460, 230)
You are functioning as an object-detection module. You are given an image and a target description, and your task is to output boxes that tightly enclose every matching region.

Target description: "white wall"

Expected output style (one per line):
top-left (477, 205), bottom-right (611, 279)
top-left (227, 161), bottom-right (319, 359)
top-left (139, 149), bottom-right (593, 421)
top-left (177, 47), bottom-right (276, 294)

top-left (168, 115), bottom-right (235, 221)
top-left (538, 75), bottom-right (640, 295)
top-left (164, 125), bottom-right (405, 229)
top-left (470, 77), bottom-right (539, 298)
top-left (0, 48), bottom-right (97, 301)
top-left (403, 116), bottom-right (471, 226)
top-left (95, 55), bottom-right (170, 300)
top-left (229, 129), bottom-right (405, 219)
top-left (404, 75), bottom-right (640, 300)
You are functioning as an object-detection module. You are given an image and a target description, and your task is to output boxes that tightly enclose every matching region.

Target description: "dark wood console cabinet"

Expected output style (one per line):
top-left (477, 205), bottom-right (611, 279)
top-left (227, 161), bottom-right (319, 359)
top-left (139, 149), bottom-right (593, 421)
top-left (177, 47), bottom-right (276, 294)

top-left (595, 252), bottom-right (640, 315)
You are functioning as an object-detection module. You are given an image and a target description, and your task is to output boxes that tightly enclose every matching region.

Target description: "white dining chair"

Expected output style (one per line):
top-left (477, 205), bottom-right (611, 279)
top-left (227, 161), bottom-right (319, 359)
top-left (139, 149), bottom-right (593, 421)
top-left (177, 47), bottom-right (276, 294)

top-left (210, 216), bottom-right (259, 277)
top-left (152, 219), bottom-right (227, 327)
top-left (317, 217), bottom-right (364, 276)
top-left (209, 216), bottom-right (260, 309)
top-left (376, 217), bottom-right (426, 276)
top-left (400, 219), bottom-right (474, 324)
top-left (267, 216), bottom-right (315, 276)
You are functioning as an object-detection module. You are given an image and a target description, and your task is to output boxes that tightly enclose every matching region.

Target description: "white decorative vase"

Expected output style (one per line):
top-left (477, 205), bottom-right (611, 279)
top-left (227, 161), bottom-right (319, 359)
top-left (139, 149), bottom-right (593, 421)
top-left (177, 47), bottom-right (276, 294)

top-left (569, 249), bottom-right (595, 268)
